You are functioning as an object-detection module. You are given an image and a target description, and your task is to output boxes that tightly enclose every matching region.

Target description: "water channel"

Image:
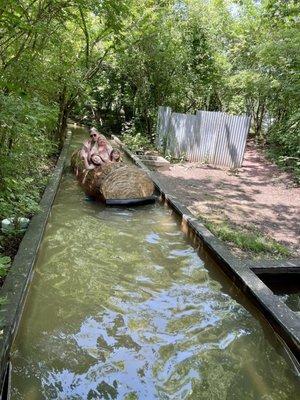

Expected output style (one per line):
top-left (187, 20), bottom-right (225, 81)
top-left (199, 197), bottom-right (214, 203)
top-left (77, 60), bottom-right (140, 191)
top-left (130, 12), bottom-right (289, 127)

top-left (11, 127), bottom-right (299, 399)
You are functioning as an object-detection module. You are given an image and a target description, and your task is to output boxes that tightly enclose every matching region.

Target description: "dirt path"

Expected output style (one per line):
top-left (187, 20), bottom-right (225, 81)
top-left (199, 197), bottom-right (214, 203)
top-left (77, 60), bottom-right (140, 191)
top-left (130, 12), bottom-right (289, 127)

top-left (153, 142), bottom-right (300, 257)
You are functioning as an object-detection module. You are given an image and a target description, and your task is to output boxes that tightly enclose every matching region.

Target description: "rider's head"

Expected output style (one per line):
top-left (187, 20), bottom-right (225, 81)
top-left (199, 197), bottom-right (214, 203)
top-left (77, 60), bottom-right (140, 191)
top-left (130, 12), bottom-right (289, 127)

top-left (90, 127), bottom-right (100, 142)
top-left (97, 134), bottom-right (108, 148)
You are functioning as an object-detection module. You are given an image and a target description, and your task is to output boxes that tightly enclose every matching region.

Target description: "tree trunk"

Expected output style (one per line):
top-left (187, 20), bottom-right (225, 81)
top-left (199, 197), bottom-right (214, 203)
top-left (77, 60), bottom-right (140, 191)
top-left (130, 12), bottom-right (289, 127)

top-left (56, 85), bottom-right (68, 147)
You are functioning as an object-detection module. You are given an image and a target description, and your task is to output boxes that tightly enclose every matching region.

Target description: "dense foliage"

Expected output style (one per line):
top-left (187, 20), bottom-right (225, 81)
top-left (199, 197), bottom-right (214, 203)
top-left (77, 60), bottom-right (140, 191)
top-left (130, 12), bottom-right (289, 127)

top-left (0, 0), bottom-right (128, 221)
top-left (82, 0), bottom-right (299, 178)
top-left (0, 0), bottom-right (299, 257)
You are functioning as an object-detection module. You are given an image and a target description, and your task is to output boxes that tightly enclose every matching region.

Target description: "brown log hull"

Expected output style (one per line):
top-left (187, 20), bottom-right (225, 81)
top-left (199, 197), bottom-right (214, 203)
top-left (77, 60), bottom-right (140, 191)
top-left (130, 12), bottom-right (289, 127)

top-left (70, 150), bottom-right (154, 201)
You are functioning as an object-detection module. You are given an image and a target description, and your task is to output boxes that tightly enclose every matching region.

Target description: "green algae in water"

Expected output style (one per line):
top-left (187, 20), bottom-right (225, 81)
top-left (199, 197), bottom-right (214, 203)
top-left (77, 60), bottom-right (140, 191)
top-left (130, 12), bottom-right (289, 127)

top-left (10, 127), bottom-right (300, 399)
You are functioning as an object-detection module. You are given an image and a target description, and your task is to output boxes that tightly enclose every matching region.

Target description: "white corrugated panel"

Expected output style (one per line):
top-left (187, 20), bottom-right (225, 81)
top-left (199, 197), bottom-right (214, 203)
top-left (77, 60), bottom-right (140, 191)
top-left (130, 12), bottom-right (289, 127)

top-left (157, 107), bottom-right (251, 168)
top-left (156, 106), bottom-right (172, 148)
top-left (167, 113), bottom-right (200, 159)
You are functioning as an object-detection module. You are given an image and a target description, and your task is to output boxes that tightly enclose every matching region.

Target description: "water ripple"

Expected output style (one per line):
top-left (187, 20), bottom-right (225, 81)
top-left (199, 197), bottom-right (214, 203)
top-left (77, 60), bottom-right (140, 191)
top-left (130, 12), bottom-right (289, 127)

top-left (11, 140), bottom-right (300, 400)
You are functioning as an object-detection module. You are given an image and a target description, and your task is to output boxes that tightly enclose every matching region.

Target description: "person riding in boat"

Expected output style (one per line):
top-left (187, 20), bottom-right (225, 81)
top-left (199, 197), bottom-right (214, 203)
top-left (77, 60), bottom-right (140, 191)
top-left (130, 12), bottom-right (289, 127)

top-left (80, 127), bottom-right (121, 174)
top-left (110, 148), bottom-right (121, 162)
top-left (81, 128), bottom-right (111, 169)
top-left (95, 134), bottom-right (113, 166)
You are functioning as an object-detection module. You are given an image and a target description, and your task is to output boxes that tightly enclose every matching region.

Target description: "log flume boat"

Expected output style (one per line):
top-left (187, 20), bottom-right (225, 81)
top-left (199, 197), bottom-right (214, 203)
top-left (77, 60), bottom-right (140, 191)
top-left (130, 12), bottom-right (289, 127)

top-left (71, 149), bottom-right (155, 206)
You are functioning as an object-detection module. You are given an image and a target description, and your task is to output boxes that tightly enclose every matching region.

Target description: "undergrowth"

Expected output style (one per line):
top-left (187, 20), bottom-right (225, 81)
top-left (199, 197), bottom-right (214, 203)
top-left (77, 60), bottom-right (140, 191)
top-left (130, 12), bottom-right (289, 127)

top-left (121, 122), bottom-right (154, 152)
top-left (201, 218), bottom-right (291, 258)
top-left (266, 146), bottom-right (300, 185)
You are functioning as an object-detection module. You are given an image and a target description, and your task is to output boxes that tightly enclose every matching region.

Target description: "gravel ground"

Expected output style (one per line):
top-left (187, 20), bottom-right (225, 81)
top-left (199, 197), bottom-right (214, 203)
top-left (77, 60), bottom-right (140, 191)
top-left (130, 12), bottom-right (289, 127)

top-left (153, 142), bottom-right (300, 257)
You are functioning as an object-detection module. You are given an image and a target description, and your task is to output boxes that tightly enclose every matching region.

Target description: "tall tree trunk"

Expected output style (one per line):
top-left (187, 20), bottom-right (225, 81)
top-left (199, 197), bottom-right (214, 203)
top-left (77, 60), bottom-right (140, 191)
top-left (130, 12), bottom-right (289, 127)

top-left (56, 85), bottom-right (68, 147)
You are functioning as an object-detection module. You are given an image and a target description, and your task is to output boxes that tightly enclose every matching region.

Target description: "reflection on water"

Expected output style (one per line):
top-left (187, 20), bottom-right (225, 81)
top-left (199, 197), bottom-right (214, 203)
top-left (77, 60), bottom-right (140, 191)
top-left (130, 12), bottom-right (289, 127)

top-left (11, 128), bottom-right (299, 399)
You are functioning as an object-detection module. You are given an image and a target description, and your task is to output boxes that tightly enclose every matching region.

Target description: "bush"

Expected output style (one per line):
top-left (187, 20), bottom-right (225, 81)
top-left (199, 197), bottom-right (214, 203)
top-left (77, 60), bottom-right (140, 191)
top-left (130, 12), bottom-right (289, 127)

top-left (0, 94), bottom-right (59, 220)
top-left (121, 122), bottom-right (154, 152)
top-left (0, 256), bottom-right (10, 279)
top-left (267, 113), bottom-right (300, 183)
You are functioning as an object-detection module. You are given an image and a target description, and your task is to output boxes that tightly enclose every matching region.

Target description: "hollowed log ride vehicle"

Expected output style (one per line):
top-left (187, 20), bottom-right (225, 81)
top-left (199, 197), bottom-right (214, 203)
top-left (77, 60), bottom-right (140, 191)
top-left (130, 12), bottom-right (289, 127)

top-left (70, 150), bottom-right (155, 206)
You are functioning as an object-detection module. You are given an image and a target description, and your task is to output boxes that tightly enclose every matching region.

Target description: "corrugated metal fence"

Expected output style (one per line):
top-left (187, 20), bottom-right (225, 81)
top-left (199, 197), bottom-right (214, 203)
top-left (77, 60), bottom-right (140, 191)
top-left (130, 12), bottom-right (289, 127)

top-left (156, 106), bottom-right (251, 168)
top-left (156, 106), bottom-right (172, 148)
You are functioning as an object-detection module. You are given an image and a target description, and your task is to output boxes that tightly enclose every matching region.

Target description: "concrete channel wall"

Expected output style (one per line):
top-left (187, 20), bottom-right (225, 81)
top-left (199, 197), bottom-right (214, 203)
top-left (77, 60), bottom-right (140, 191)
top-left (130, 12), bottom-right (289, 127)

top-left (0, 132), bottom-right (72, 396)
top-left (0, 131), bottom-right (298, 395)
top-left (157, 106), bottom-right (251, 168)
top-left (113, 135), bottom-right (300, 372)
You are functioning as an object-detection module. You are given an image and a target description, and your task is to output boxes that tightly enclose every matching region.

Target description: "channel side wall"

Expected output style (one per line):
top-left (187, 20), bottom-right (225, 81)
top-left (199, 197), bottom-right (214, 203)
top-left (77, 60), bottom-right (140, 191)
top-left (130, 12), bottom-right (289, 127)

top-left (112, 135), bottom-right (300, 366)
top-left (0, 132), bottom-right (72, 394)
top-left (0, 131), bottom-right (298, 395)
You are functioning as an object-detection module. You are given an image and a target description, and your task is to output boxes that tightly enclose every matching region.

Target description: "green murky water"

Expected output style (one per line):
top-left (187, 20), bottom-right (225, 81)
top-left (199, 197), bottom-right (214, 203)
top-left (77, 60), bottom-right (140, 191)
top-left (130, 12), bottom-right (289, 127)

top-left (11, 127), bottom-right (299, 399)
